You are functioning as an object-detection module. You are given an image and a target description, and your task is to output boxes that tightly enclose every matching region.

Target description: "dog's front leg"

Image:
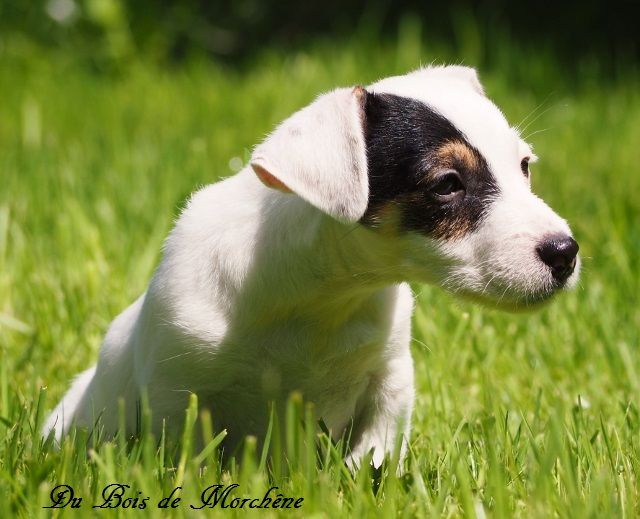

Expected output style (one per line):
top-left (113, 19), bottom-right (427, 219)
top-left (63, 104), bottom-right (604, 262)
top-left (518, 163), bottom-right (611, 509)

top-left (346, 284), bottom-right (415, 470)
top-left (347, 351), bottom-right (415, 469)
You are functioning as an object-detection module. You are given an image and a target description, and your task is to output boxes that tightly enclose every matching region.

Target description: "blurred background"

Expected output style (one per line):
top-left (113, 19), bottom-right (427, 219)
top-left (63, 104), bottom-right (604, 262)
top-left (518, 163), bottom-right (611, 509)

top-left (2, 0), bottom-right (639, 71)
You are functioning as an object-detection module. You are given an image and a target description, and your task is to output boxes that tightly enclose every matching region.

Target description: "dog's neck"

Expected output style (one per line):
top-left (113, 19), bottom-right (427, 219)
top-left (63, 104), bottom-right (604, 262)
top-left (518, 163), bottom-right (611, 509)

top-left (232, 190), bottom-right (406, 329)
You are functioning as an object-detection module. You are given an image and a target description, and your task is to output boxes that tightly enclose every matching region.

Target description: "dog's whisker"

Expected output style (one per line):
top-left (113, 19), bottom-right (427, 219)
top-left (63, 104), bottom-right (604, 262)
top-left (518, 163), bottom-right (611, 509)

top-left (157, 351), bottom-right (196, 363)
top-left (515, 92), bottom-right (555, 132)
top-left (519, 104), bottom-right (555, 136)
top-left (523, 127), bottom-right (551, 140)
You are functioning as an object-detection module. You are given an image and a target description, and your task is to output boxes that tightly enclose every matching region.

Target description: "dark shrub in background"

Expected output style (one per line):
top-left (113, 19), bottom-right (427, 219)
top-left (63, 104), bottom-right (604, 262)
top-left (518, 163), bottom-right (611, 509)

top-left (1, 0), bottom-right (638, 71)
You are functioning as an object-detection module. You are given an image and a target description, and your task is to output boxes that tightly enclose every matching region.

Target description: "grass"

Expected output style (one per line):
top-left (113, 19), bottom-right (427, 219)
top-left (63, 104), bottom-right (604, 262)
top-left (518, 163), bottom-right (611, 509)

top-left (1, 28), bottom-right (639, 517)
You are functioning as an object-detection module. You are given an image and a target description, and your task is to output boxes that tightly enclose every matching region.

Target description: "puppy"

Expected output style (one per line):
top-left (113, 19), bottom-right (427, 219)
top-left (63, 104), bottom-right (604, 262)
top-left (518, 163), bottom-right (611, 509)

top-left (44, 66), bottom-right (579, 466)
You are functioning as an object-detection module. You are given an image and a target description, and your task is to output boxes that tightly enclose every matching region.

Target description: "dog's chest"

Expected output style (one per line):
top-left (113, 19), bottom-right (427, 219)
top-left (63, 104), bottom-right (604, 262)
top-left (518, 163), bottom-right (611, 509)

top-left (237, 308), bottom-right (390, 414)
top-left (171, 292), bottom-right (399, 436)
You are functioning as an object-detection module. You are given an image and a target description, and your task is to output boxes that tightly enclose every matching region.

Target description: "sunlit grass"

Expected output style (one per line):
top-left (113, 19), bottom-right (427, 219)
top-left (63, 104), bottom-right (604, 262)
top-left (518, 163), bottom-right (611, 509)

top-left (1, 29), bottom-right (639, 517)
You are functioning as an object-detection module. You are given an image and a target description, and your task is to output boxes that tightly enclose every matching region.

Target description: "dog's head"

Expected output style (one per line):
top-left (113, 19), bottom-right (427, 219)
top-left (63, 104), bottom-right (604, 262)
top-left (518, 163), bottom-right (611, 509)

top-left (250, 66), bottom-right (580, 310)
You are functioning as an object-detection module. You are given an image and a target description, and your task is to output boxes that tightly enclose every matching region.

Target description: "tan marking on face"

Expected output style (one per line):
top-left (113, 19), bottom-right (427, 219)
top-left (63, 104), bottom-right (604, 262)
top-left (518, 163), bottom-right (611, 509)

top-left (360, 200), bottom-right (404, 234)
top-left (431, 212), bottom-right (476, 241)
top-left (395, 188), bottom-right (478, 241)
top-left (434, 140), bottom-right (479, 170)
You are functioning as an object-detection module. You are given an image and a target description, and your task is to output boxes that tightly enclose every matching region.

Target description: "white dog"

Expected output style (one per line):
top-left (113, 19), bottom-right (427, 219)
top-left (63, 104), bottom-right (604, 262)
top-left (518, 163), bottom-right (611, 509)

top-left (44, 66), bottom-right (579, 466)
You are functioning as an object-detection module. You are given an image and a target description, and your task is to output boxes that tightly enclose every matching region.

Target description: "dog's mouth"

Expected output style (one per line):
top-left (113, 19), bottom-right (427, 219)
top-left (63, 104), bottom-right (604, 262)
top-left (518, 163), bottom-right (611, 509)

top-left (456, 267), bottom-right (581, 312)
top-left (441, 262), bottom-right (580, 312)
top-left (440, 248), bottom-right (581, 312)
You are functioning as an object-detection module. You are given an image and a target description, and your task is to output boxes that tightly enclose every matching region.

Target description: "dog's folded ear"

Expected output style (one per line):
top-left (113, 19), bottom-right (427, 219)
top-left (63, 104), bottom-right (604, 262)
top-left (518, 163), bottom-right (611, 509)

top-left (421, 65), bottom-right (485, 96)
top-left (250, 86), bottom-right (369, 223)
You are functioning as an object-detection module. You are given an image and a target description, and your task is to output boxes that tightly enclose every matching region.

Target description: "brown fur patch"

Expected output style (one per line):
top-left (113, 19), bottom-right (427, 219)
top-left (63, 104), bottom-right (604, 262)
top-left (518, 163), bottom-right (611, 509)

top-left (360, 199), bottom-right (404, 231)
top-left (431, 210), bottom-right (478, 240)
top-left (395, 190), bottom-right (477, 241)
top-left (433, 140), bottom-right (479, 172)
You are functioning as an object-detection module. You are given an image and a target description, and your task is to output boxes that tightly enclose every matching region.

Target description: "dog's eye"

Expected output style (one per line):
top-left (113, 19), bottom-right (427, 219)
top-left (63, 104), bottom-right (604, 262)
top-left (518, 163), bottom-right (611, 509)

top-left (521, 157), bottom-right (530, 178)
top-left (431, 170), bottom-right (465, 200)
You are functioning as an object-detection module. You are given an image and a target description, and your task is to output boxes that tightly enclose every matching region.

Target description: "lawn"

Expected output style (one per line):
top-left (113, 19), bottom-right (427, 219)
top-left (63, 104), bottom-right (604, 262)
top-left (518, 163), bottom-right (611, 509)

top-left (1, 31), bottom-right (639, 517)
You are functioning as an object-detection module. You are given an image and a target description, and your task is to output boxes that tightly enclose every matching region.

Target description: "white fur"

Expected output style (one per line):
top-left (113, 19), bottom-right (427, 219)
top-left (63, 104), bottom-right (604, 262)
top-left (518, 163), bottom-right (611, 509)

top-left (251, 86), bottom-right (369, 222)
top-left (44, 66), bottom-right (578, 466)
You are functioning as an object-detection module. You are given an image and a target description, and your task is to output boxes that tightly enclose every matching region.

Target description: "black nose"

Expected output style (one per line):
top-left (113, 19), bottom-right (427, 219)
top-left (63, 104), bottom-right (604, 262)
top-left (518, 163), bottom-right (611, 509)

top-left (536, 235), bottom-right (579, 283)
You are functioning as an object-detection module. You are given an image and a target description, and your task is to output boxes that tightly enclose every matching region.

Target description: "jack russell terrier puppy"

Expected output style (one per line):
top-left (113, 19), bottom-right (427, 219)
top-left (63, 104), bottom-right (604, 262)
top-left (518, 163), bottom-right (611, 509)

top-left (44, 66), bottom-right (580, 466)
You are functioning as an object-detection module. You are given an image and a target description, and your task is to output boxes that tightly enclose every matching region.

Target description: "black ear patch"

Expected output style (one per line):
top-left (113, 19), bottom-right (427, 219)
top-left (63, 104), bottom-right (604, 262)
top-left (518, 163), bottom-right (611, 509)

top-left (361, 92), bottom-right (499, 240)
